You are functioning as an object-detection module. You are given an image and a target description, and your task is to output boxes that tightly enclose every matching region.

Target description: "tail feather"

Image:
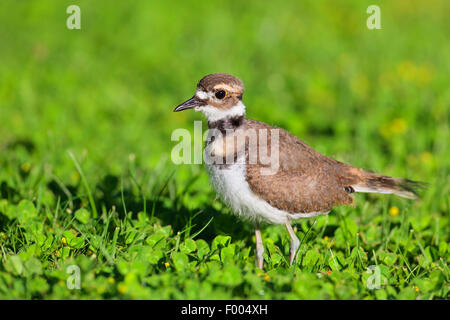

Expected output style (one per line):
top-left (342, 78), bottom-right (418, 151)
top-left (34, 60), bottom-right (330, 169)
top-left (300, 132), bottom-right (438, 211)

top-left (351, 173), bottom-right (426, 199)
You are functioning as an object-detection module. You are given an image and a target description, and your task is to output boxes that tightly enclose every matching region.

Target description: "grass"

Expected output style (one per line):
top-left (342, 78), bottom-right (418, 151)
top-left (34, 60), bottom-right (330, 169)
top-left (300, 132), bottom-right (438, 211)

top-left (0, 0), bottom-right (448, 299)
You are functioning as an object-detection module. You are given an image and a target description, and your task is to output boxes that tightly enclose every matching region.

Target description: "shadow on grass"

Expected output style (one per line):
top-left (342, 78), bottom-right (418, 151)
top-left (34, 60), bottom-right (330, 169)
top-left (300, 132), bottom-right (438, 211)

top-left (44, 172), bottom-right (255, 244)
top-left (0, 141), bottom-right (255, 245)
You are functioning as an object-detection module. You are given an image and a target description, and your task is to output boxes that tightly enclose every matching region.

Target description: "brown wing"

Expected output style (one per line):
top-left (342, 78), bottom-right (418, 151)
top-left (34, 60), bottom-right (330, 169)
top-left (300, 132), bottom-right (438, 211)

top-left (244, 119), bottom-right (359, 213)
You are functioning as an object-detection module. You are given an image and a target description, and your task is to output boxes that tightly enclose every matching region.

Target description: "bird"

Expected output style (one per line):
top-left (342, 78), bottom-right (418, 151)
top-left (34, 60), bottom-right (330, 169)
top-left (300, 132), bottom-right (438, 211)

top-left (174, 73), bottom-right (423, 269)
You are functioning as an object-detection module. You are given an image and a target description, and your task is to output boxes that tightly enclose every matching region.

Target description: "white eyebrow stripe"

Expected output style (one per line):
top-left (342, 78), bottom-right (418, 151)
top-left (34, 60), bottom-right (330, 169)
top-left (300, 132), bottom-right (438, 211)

top-left (195, 90), bottom-right (209, 100)
top-left (213, 84), bottom-right (241, 92)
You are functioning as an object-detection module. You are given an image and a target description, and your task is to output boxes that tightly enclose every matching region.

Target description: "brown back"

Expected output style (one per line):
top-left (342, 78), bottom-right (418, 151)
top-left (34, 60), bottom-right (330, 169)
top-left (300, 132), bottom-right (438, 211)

top-left (243, 119), bottom-right (359, 213)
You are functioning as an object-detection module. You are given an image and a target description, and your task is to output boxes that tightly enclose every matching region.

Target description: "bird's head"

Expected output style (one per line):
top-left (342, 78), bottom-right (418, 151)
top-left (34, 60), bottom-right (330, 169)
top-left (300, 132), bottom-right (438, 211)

top-left (174, 73), bottom-right (245, 121)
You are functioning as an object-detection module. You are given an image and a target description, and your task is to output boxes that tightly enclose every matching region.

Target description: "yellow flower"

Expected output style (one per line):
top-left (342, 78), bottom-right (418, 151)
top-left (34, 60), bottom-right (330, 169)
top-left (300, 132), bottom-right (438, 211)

top-left (396, 61), bottom-right (433, 86)
top-left (392, 118), bottom-right (407, 134)
top-left (164, 262), bottom-right (170, 268)
top-left (413, 285), bottom-right (419, 292)
top-left (107, 277), bottom-right (115, 284)
top-left (55, 250), bottom-right (60, 257)
top-left (117, 284), bottom-right (128, 294)
top-left (380, 118), bottom-right (408, 138)
top-left (263, 273), bottom-right (270, 282)
top-left (389, 206), bottom-right (400, 217)
top-left (420, 152), bottom-right (433, 164)
top-left (323, 236), bottom-right (329, 241)
top-left (21, 163), bottom-right (31, 172)
top-left (62, 237), bottom-right (67, 245)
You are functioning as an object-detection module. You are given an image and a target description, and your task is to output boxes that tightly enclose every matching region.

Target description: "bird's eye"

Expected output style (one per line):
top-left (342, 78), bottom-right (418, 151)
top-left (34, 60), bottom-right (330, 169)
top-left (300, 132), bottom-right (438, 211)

top-left (215, 90), bottom-right (226, 99)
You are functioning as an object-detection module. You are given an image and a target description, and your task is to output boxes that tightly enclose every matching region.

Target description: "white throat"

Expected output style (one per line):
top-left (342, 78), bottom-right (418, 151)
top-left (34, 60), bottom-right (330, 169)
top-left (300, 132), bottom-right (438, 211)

top-left (196, 101), bottom-right (246, 122)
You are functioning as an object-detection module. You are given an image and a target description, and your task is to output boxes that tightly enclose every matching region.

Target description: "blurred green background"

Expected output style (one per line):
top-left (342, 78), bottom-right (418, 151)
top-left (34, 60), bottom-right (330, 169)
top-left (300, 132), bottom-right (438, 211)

top-left (0, 0), bottom-right (448, 299)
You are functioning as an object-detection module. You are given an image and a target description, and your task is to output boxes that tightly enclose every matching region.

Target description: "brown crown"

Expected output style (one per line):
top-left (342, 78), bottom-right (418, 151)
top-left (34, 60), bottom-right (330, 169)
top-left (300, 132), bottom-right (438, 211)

top-left (197, 73), bottom-right (245, 92)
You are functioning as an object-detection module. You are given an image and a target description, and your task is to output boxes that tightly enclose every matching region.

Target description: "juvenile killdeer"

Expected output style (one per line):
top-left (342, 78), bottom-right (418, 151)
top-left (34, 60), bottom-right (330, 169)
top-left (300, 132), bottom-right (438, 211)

top-left (174, 73), bottom-right (423, 269)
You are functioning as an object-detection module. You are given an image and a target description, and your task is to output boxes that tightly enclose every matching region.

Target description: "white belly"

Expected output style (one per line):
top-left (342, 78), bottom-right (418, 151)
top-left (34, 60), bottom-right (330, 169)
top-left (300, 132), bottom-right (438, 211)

top-left (206, 160), bottom-right (291, 224)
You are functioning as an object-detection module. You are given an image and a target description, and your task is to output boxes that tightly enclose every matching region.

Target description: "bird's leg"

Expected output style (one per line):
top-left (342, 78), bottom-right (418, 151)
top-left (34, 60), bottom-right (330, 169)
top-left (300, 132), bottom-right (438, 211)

top-left (255, 224), bottom-right (264, 270)
top-left (285, 222), bottom-right (300, 265)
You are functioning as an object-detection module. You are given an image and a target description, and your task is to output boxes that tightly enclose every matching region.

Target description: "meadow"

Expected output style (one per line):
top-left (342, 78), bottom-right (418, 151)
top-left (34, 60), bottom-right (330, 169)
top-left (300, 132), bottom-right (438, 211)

top-left (0, 0), bottom-right (448, 299)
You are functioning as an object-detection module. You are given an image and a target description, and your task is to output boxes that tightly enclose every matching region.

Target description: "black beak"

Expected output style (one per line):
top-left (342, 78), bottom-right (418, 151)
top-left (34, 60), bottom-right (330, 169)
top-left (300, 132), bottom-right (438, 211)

top-left (174, 96), bottom-right (204, 112)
